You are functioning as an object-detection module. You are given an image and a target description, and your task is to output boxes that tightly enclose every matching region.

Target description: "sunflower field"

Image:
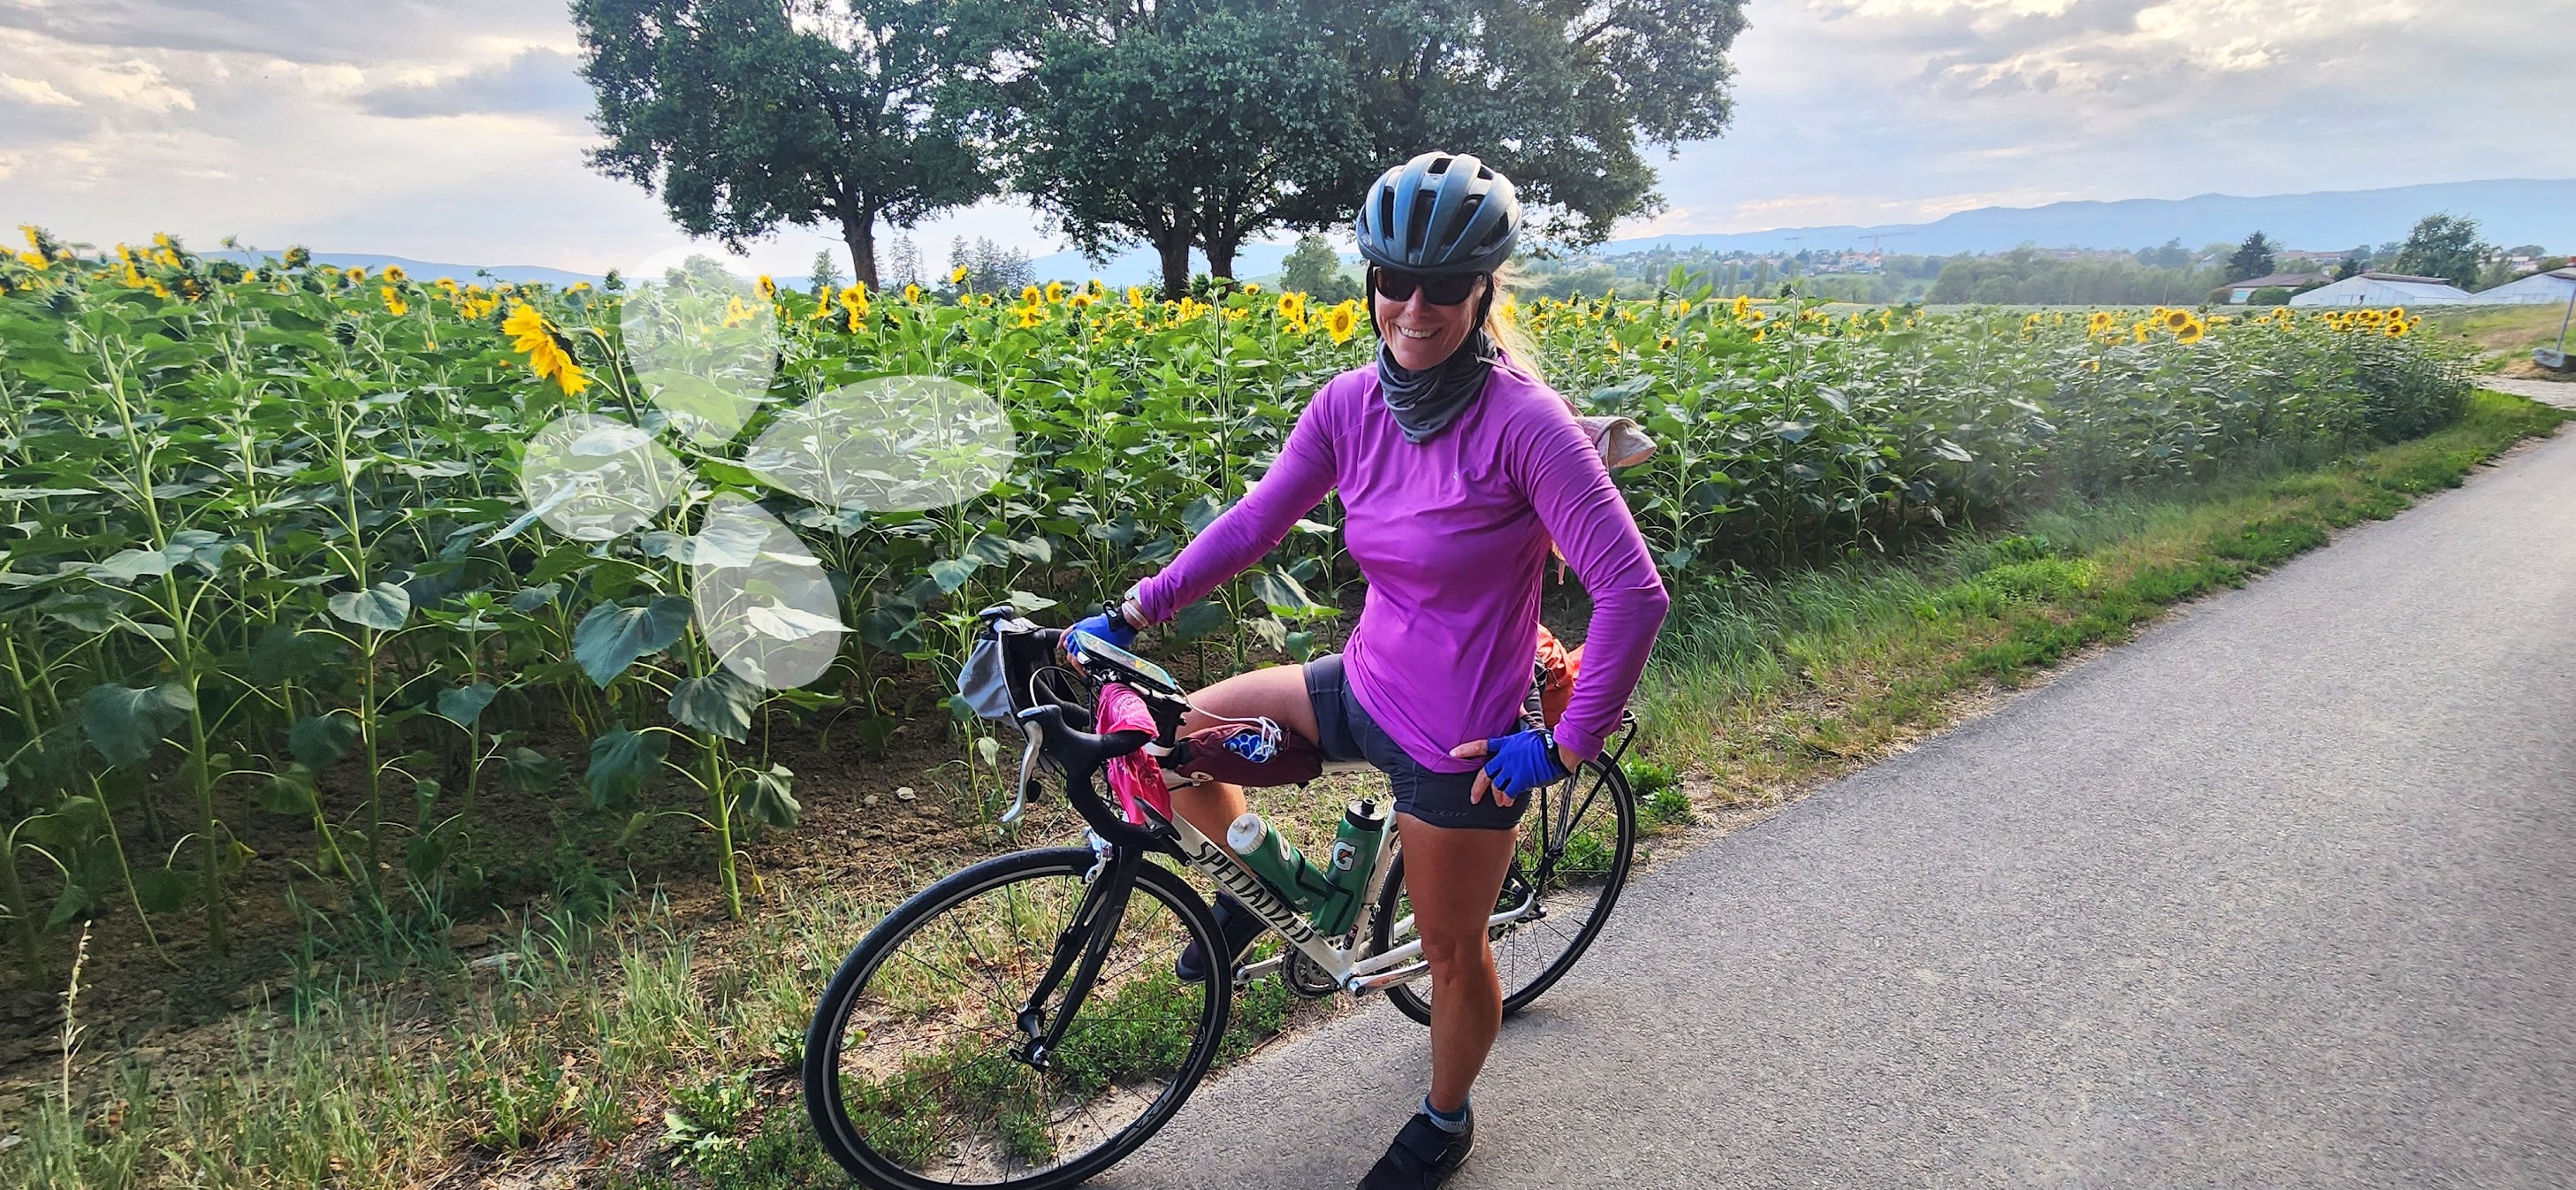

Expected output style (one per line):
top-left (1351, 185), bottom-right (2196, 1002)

top-left (0, 225), bottom-right (2467, 975)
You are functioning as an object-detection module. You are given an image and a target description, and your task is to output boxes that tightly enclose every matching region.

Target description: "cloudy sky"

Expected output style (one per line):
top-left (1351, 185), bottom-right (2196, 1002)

top-left (1, 0), bottom-right (2565, 275)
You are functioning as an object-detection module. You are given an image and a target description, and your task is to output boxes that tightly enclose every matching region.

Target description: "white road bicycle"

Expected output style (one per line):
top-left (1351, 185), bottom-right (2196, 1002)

top-left (803, 607), bottom-right (1638, 1189)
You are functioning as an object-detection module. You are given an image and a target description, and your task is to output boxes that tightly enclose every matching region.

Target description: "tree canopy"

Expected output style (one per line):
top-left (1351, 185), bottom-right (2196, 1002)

top-left (998, 0), bottom-right (1750, 296)
top-left (2226, 232), bottom-right (2276, 283)
top-left (575, 0), bottom-right (997, 289)
top-left (1277, 233), bottom-right (1360, 303)
top-left (573, 0), bottom-right (1751, 297)
top-left (1002, 0), bottom-right (1373, 298)
top-left (2394, 212), bottom-right (2493, 290)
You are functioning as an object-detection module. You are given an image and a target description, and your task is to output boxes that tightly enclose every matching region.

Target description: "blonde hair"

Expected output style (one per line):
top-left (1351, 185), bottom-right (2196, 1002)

top-left (1481, 262), bottom-right (1549, 388)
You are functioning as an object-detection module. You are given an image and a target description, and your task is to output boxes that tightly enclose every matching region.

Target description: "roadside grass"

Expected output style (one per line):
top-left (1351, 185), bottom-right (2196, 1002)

top-left (1635, 388), bottom-right (2569, 806)
top-left (2419, 303), bottom-right (2575, 377)
top-left (5, 389), bottom-right (2564, 1190)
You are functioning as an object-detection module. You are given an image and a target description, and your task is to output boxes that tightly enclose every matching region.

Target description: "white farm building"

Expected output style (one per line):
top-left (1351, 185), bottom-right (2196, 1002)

top-left (2288, 272), bottom-right (2478, 308)
top-left (2472, 267), bottom-right (2576, 306)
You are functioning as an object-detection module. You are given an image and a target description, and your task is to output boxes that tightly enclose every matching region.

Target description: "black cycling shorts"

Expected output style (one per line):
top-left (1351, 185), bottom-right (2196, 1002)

top-left (1303, 653), bottom-right (1528, 831)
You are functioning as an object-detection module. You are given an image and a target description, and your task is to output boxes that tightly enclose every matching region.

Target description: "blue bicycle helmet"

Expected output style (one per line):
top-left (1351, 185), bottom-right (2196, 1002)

top-left (1353, 150), bottom-right (1521, 275)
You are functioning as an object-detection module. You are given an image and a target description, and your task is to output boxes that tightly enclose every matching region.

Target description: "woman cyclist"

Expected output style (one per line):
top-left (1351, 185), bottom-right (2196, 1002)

top-left (1070, 150), bottom-right (1668, 1189)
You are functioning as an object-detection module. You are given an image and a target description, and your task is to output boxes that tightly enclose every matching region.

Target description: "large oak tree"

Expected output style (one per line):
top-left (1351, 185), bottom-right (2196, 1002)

top-left (1003, 0), bottom-right (1749, 297)
top-left (575, 0), bottom-right (995, 289)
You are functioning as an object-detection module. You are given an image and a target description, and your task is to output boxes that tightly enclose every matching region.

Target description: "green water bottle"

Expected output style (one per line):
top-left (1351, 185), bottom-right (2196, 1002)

top-left (1226, 812), bottom-right (1340, 914)
top-left (1311, 799), bottom-right (1390, 935)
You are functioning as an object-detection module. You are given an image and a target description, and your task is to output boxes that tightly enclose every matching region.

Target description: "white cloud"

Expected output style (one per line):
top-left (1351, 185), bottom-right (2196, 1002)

top-left (0, 0), bottom-right (2566, 266)
top-left (2, 74), bottom-right (79, 105)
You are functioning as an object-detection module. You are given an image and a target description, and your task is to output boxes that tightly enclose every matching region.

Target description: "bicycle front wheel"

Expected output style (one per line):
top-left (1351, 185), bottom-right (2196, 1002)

top-left (804, 847), bottom-right (1232, 1190)
top-left (1370, 755), bottom-right (1636, 1026)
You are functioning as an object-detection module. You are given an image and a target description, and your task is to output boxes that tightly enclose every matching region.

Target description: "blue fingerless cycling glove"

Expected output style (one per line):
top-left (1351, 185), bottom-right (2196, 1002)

top-left (1481, 728), bottom-right (1571, 797)
top-left (1067, 603), bottom-right (1139, 654)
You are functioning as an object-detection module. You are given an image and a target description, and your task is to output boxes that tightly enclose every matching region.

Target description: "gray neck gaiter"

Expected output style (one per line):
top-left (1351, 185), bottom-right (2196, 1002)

top-left (1376, 329), bottom-right (1498, 444)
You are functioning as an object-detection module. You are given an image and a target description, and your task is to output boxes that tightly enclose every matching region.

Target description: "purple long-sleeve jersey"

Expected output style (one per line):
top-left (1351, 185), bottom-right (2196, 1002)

top-left (1135, 360), bottom-right (1669, 767)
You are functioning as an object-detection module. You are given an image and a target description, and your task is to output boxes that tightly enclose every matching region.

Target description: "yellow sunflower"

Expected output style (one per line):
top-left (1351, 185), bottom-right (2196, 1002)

top-left (1022, 285), bottom-right (1044, 306)
top-left (1045, 279), bottom-right (1067, 304)
top-left (381, 286), bottom-right (408, 317)
top-left (1322, 300), bottom-right (1360, 343)
top-left (2162, 309), bottom-right (2191, 332)
top-left (951, 264), bottom-right (970, 286)
top-left (904, 283), bottom-right (922, 303)
top-left (1127, 286), bottom-right (1147, 309)
top-left (1277, 291), bottom-right (1307, 323)
top-left (2176, 319), bottom-right (2206, 346)
top-left (503, 302), bottom-right (588, 396)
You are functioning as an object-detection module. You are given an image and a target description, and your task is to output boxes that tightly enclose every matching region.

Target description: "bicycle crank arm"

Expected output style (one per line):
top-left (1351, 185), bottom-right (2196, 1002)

top-left (1234, 953), bottom-right (1287, 985)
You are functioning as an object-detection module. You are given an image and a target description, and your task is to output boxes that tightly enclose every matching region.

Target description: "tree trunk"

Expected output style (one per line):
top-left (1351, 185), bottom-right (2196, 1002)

top-left (1206, 233), bottom-right (1238, 282)
top-left (1157, 228), bottom-right (1193, 301)
top-left (842, 214), bottom-right (880, 293)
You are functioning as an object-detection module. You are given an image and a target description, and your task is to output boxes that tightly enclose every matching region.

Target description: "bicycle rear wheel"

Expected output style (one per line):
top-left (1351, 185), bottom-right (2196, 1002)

top-left (1370, 756), bottom-right (1636, 1026)
top-left (804, 847), bottom-right (1231, 1190)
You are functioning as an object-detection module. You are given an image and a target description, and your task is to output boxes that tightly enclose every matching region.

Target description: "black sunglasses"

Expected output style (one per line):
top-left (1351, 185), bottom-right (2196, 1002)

top-left (1371, 268), bottom-right (1484, 306)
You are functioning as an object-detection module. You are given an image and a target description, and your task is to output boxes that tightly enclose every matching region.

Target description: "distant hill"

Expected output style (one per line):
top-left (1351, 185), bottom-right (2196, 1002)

top-left (1598, 179), bottom-right (2576, 258)
top-left (1024, 178), bottom-right (2576, 281)
top-left (1028, 243), bottom-right (1299, 287)
top-left (210, 250), bottom-right (599, 286)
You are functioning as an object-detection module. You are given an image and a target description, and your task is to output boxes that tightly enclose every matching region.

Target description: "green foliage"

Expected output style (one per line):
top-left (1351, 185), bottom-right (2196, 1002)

top-left (0, 226), bottom-right (2474, 980)
top-left (573, 0), bottom-right (996, 289)
top-left (1002, 0), bottom-right (1751, 294)
top-left (2226, 231), bottom-right (2277, 283)
top-left (1929, 247), bottom-right (2221, 305)
top-left (2394, 212), bottom-right (2495, 290)
top-left (1278, 233), bottom-right (1359, 304)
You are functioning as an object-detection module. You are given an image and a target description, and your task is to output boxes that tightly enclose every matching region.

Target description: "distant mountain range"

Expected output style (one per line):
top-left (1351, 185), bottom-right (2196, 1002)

top-left (1031, 178), bottom-right (2576, 281)
top-left (210, 250), bottom-right (599, 286)
top-left (259, 179), bottom-right (2573, 288)
top-left (1606, 179), bottom-right (2576, 258)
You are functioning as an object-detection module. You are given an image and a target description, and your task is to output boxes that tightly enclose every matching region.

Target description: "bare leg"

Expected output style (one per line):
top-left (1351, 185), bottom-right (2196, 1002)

top-left (1394, 813), bottom-right (1519, 1113)
top-left (1167, 663), bottom-right (1321, 843)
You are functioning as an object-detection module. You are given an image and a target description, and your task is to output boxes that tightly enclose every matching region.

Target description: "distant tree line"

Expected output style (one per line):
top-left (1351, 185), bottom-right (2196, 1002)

top-left (573, 0), bottom-right (1753, 298)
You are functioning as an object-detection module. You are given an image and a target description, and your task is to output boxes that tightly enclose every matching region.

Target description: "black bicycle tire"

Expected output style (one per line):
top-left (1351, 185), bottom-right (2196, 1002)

top-left (803, 847), bottom-right (1232, 1190)
top-left (1370, 758), bottom-right (1636, 1026)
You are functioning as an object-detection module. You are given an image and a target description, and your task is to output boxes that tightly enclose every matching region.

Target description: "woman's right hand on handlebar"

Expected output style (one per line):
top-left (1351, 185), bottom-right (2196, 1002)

top-left (1063, 599), bottom-right (1146, 667)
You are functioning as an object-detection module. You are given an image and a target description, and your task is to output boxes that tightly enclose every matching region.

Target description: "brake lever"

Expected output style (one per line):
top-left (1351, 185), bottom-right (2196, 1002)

top-left (1002, 728), bottom-right (1046, 826)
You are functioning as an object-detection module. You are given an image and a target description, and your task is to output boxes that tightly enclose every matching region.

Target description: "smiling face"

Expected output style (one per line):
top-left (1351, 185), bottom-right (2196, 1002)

top-left (1375, 272), bottom-right (1489, 370)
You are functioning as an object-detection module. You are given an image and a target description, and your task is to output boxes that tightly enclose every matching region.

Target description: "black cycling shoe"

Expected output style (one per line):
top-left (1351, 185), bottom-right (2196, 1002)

top-left (1175, 892), bottom-right (1266, 983)
top-left (1359, 1105), bottom-right (1475, 1190)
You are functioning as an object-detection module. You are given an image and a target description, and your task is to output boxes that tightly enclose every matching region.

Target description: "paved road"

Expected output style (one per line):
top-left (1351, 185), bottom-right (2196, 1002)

top-left (2481, 376), bottom-right (2576, 408)
top-left (1108, 428), bottom-right (2576, 1189)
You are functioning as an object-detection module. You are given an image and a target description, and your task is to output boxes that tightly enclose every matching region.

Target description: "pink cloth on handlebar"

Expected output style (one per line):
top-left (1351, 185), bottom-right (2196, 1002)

top-left (1095, 682), bottom-right (1171, 827)
top-left (1133, 359), bottom-right (1670, 766)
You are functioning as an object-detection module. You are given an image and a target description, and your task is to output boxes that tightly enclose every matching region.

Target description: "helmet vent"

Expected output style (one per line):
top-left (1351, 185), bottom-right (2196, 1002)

top-left (1428, 156), bottom-right (1452, 174)
top-left (1406, 192), bottom-right (1435, 256)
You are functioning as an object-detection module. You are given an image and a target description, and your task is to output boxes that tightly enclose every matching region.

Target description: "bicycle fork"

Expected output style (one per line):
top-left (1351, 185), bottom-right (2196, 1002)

top-left (1010, 843), bottom-right (1143, 1071)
